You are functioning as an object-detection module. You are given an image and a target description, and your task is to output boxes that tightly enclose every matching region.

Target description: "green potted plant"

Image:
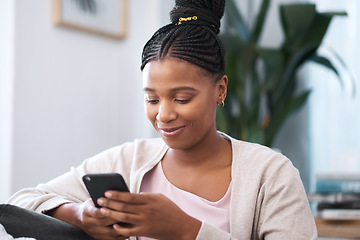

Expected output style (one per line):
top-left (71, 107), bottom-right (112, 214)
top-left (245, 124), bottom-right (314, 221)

top-left (217, 0), bottom-right (348, 147)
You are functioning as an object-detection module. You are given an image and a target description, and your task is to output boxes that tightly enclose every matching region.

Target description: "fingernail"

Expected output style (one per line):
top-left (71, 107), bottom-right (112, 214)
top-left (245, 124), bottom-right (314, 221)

top-left (105, 191), bottom-right (112, 198)
top-left (97, 199), bottom-right (103, 205)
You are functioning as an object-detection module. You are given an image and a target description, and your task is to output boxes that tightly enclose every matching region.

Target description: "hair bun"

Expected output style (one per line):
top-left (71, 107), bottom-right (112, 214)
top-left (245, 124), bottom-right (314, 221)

top-left (170, 0), bottom-right (225, 34)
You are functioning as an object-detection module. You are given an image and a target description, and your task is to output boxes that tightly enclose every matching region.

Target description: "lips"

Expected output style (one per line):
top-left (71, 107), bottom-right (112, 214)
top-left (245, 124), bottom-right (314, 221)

top-left (158, 126), bottom-right (185, 138)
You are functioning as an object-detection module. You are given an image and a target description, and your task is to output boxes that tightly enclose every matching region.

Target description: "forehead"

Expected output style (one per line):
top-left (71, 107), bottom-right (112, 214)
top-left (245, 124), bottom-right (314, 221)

top-left (142, 58), bottom-right (214, 89)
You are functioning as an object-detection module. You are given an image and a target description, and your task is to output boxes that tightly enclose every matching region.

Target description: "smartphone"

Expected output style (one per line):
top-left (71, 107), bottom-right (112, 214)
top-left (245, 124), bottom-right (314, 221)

top-left (82, 173), bottom-right (129, 208)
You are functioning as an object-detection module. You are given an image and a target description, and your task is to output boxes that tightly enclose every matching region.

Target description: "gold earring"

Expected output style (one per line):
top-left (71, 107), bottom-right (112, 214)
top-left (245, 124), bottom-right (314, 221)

top-left (217, 100), bottom-right (225, 108)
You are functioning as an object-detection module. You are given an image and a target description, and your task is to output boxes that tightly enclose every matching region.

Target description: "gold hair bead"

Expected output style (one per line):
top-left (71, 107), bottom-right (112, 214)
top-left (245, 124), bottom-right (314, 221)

top-left (176, 16), bottom-right (198, 25)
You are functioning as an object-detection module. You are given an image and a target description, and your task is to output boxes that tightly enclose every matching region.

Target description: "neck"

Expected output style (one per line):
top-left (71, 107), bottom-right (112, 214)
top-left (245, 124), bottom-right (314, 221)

top-left (165, 129), bottom-right (231, 169)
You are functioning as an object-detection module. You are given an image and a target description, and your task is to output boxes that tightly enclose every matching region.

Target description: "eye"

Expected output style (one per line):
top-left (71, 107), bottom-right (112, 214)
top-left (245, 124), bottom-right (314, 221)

top-left (175, 98), bottom-right (191, 104)
top-left (146, 99), bottom-right (159, 104)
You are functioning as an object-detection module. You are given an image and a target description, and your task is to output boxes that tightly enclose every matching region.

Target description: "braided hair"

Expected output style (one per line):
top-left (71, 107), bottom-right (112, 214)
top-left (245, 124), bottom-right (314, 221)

top-left (141, 0), bottom-right (226, 81)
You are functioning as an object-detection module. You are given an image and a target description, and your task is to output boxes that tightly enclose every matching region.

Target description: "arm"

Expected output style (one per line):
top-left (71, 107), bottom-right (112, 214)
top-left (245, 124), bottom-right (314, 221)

top-left (47, 200), bottom-right (128, 240)
top-left (6, 175), bottom-right (130, 240)
top-left (46, 202), bottom-right (83, 227)
top-left (6, 139), bottom-right (165, 213)
top-left (6, 171), bottom-right (87, 213)
top-left (6, 146), bottom-right (127, 213)
top-left (258, 161), bottom-right (317, 240)
top-left (6, 146), bottom-right (133, 240)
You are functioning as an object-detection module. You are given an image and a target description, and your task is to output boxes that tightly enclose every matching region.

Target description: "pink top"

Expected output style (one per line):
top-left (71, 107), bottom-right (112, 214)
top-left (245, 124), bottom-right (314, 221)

top-left (138, 161), bottom-right (231, 240)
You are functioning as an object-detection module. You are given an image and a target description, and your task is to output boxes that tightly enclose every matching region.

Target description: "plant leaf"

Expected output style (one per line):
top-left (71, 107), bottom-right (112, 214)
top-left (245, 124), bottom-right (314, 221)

top-left (323, 12), bottom-right (347, 17)
top-left (326, 46), bottom-right (357, 96)
top-left (266, 90), bottom-right (311, 146)
top-left (300, 13), bottom-right (332, 48)
top-left (251, 0), bottom-right (270, 44)
top-left (309, 54), bottom-right (344, 88)
top-left (310, 55), bottom-right (339, 76)
top-left (225, 0), bottom-right (250, 43)
top-left (246, 125), bottom-right (265, 144)
top-left (280, 3), bottom-right (316, 50)
top-left (297, 11), bottom-right (346, 51)
top-left (258, 48), bottom-right (284, 92)
top-left (272, 44), bottom-right (318, 106)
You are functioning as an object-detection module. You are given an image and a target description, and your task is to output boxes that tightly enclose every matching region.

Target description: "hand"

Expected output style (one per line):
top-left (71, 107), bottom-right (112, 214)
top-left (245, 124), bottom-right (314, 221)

top-left (78, 199), bottom-right (131, 240)
top-left (49, 200), bottom-right (129, 240)
top-left (98, 191), bottom-right (202, 240)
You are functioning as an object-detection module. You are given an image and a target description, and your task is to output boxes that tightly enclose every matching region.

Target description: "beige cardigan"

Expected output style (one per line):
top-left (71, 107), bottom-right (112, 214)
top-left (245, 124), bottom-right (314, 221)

top-left (7, 134), bottom-right (317, 240)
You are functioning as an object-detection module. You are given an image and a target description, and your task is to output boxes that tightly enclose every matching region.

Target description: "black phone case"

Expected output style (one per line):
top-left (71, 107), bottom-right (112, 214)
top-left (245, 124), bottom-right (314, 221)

top-left (82, 173), bottom-right (129, 208)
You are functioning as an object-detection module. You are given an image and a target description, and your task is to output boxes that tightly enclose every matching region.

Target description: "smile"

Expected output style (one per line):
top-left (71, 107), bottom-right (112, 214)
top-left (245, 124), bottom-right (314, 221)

top-left (159, 126), bottom-right (185, 138)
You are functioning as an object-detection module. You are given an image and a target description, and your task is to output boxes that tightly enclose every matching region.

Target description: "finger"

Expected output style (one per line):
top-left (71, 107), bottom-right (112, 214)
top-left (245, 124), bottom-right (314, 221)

top-left (84, 214), bottom-right (119, 227)
top-left (84, 204), bottom-right (107, 218)
top-left (82, 203), bottom-right (119, 226)
top-left (100, 207), bottom-right (140, 225)
top-left (98, 197), bottom-right (140, 214)
top-left (104, 191), bottom-right (148, 204)
top-left (112, 223), bottom-right (143, 239)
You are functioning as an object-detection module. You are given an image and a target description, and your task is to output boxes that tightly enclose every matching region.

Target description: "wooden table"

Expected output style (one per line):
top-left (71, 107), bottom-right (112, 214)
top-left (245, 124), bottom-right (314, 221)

top-left (315, 218), bottom-right (360, 239)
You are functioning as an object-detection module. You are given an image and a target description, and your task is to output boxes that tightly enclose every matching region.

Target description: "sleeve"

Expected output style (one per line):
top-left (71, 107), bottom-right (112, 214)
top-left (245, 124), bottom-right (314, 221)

top-left (257, 160), bottom-right (317, 240)
top-left (6, 145), bottom-right (133, 214)
top-left (6, 171), bottom-right (83, 214)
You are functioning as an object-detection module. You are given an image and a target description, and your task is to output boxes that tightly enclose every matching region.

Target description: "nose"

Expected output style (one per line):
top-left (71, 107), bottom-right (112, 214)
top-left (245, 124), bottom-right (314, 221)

top-left (156, 101), bottom-right (177, 123)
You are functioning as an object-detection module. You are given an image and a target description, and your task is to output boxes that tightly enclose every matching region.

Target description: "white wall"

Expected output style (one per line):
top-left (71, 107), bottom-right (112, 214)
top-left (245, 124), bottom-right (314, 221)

top-left (0, 0), bottom-right (15, 203)
top-left (0, 0), bottom-right (173, 201)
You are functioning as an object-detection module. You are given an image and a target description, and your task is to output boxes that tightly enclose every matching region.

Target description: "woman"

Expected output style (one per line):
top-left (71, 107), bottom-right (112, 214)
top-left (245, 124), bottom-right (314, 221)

top-left (7, 0), bottom-right (317, 239)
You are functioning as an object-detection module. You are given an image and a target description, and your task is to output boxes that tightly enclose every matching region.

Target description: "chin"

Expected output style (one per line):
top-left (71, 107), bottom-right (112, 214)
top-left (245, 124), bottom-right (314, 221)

top-left (160, 136), bottom-right (192, 150)
top-left (165, 137), bottom-right (201, 151)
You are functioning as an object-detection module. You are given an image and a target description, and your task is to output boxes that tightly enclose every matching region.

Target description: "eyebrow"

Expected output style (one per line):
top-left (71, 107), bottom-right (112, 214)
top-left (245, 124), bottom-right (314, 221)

top-left (143, 86), bottom-right (199, 92)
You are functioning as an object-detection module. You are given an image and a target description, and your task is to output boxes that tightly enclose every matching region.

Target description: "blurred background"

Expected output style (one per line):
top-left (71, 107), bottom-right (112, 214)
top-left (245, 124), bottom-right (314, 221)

top-left (1, 0), bottom-right (359, 210)
top-left (0, 0), bottom-right (173, 202)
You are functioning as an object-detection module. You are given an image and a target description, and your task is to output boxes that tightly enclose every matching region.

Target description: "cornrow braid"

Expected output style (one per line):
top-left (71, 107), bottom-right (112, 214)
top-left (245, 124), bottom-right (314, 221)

top-left (141, 0), bottom-right (226, 80)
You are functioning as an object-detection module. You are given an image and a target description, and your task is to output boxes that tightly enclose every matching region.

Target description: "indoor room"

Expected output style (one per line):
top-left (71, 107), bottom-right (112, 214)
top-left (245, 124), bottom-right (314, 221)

top-left (1, 0), bottom-right (359, 239)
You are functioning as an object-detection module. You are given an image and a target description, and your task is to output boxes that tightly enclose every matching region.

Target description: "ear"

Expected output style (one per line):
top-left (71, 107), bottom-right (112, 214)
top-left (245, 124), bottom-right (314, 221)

top-left (216, 75), bottom-right (228, 103)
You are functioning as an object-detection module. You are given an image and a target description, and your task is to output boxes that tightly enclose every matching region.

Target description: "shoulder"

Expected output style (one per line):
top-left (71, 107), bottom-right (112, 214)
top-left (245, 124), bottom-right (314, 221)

top-left (81, 138), bottom-right (168, 173)
top-left (222, 133), bottom-right (297, 185)
top-left (93, 138), bottom-right (166, 158)
top-left (132, 137), bottom-right (168, 152)
top-left (224, 133), bottom-right (289, 168)
top-left (120, 138), bottom-right (168, 165)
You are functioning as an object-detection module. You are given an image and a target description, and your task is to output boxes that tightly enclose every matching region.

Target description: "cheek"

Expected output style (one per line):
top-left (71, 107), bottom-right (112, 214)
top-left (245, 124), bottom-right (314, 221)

top-left (182, 101), bottom-right (216, 123)
top-left (144, 104), bottom-right (155, 122)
